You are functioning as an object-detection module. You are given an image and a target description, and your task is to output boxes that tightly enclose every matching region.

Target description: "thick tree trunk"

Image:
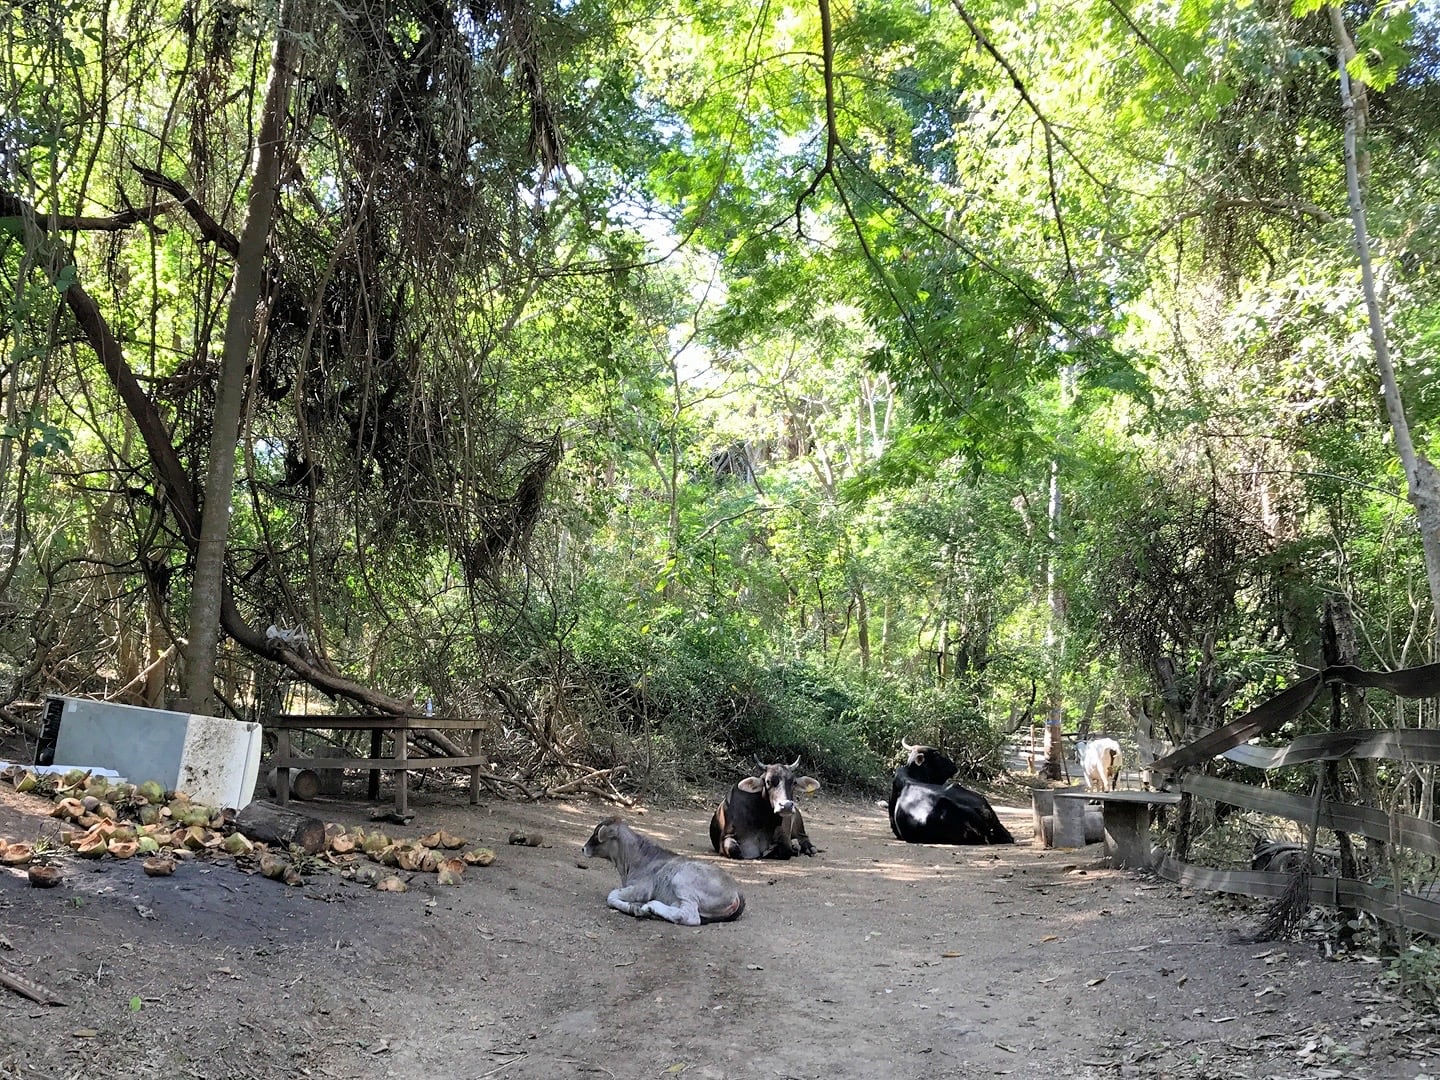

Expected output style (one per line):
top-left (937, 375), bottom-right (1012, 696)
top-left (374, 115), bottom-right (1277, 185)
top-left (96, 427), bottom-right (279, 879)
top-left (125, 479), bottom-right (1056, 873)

top-left (180, 0), bottom-right (300, 714)
top-left (8, 94), bottom-right (421, 720)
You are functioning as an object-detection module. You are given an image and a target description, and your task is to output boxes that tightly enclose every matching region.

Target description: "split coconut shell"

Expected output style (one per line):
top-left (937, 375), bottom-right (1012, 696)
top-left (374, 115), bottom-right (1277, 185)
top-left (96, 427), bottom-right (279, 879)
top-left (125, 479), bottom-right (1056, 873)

top-left (421, 830), bottom-right (468, 850)
top-left (106, 839), bottom-right (140, 859)
top-left (0, 842), bottom-right (35, 865)
top-left (27, 864), bottom-right (63, 888)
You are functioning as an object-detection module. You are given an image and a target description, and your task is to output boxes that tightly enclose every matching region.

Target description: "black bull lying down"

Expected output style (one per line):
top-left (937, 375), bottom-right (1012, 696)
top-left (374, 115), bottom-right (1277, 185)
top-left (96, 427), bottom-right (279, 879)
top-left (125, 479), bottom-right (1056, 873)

top-left (583, 817), bottom-right (745, 926)
top-left (890, 743), bottom-right (1015, 845)
top-left (709, 757), bottom-right (822, 859)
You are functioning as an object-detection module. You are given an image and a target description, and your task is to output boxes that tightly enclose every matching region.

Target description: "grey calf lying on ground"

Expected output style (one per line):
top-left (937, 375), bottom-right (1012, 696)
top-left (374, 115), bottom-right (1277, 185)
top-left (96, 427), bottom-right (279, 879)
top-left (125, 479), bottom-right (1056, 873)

top-left (582, 817), bottom-right (745, 926)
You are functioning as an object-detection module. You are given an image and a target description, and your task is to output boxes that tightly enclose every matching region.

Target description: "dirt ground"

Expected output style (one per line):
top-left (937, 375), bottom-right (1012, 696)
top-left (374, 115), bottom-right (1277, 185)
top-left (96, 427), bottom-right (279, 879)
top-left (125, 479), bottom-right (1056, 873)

top-left (2, 758), bottom-right (1438, 1080)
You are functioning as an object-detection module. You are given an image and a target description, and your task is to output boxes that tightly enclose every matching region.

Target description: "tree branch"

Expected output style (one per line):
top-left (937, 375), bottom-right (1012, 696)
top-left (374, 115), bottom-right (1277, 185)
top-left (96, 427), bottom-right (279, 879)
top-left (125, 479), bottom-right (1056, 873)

top-left (1133, 196), bottom-right (1337, 260)
top-left (1100, 0), bottom-right (1195, 96)
top-left (0, 193), bottom-right (177, 235)
top-left (949, 0), bottom-right (1112, 192)
top-left (795, 0), bottom-right (841, 225)
top-left (132, 164), bottom-right (242, 256)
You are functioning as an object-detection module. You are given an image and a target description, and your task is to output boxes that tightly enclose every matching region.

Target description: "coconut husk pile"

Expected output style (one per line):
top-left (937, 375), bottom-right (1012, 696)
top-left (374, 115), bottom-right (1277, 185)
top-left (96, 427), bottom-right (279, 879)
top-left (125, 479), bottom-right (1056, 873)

top-left (0, 766), bottom-right (495, 893)
top-left (321, 823), bottom-right (495, 892)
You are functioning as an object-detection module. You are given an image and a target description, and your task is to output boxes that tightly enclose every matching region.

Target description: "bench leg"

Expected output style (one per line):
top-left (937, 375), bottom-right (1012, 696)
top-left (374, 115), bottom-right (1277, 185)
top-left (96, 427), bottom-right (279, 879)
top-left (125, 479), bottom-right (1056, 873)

top-left (395, 727), bottom-right (409, 815)
top-left (368, 729), bottom-right (382, 801)
top-left (1053, 795), bottom-right (1091, 848)
top-left (1031, 788), bottom-right (1056, 845)
top-left (469, 727), bottom-right (482, 805)
top-left (1103, 802), bottom-right (1154, 868)
top-left (275, 730), bottom-right (291, 805)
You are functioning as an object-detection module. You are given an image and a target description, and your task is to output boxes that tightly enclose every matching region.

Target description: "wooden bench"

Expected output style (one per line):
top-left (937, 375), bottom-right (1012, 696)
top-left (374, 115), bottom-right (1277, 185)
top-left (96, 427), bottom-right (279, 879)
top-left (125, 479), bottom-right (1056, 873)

top-left (1049, 789), bottom-right (1182, 868)
top-left (267, 713), bottom-right (487, 816)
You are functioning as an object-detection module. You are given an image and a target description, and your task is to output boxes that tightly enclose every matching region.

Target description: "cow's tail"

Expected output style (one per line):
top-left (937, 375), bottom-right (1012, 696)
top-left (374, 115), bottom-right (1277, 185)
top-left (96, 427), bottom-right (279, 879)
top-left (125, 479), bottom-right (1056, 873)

top-left (1103, 747), bottom-right (1120, 790)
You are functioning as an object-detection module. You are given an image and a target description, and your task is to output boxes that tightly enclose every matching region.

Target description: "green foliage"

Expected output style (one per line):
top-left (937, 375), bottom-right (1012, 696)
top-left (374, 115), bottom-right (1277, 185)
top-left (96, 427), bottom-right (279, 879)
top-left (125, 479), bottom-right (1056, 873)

top-left (1380, 941), bottom-right (1440, 1012)
top-left (2, 0), bottom-right (1440, 840)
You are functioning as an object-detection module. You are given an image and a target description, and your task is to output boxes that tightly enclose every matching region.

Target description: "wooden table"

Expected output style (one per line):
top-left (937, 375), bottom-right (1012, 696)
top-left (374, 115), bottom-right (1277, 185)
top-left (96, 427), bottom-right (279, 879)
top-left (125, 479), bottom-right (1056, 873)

top-left (1050, 789), bottom-right (1182, 867)
top-left (267, 713), bottom-right (486, 815)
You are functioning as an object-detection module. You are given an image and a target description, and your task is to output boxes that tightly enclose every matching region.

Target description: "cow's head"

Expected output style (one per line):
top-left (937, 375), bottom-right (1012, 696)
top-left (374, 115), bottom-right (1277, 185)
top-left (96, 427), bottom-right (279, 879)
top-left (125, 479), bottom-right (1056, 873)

top-left (738, 756), bottom-right (820, 818)
top-left (582, 816), bottom-right (624, 860)
top-left (901, 741), bottom-right (959, 785)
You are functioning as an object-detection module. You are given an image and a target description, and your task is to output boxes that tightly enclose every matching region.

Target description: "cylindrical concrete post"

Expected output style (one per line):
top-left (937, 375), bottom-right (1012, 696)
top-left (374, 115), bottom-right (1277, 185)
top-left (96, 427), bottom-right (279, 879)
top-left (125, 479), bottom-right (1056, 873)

top-left (1053, 792), bottom-right (1091, 848)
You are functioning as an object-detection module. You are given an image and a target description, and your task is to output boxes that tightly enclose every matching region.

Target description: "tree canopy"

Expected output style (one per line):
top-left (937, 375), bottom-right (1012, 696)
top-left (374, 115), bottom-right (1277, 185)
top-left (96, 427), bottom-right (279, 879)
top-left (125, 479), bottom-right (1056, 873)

top-left (2, 0), bottom-right (1439, 790)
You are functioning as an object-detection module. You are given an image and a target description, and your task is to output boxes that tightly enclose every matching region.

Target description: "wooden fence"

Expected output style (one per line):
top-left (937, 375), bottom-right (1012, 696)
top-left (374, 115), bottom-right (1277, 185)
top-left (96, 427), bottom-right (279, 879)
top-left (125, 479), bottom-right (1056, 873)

top-left (1144, 662), bottom-right (1440, 938)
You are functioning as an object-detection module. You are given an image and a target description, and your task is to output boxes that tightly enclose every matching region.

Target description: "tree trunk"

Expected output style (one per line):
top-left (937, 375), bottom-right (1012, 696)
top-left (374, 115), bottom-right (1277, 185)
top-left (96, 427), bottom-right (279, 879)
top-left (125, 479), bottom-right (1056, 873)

top-left (855, 579), bottom-right (871, 670)
top-left (1322, 596), bottom-right (1364, 941)
top-left (1042, 456), bottom-right (1066, 779)
top-left (179, 0), bottom-right (301, 714)
top-left (1330, 6), bottom-right (1440, 642)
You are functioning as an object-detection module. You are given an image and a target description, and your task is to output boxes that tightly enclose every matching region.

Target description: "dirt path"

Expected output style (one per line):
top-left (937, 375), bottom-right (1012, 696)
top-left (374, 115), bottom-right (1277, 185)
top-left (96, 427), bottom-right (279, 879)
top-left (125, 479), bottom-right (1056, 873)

top-left (1, 783), bottom-right (1435, 1080)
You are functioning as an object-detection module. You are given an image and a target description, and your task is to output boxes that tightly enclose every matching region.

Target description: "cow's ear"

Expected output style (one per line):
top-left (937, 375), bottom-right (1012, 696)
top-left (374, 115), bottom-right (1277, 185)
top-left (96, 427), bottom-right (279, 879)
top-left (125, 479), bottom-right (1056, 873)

top-left (738, 776), bottom-right (764, 793)
top-left (914, 751), bottom-right (926, 766)
top-left (795, 776), bottom-right (820, 795)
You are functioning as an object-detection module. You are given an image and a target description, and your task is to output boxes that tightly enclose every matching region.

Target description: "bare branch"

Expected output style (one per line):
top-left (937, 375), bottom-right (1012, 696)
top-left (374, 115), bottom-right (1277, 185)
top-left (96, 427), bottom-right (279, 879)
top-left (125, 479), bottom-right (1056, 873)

top-left (1134, 196), bottom-right (1337, 260)
top-left (949, 0), bottom-right (1112, 192)
top-left (0, 191), bottom-right (176, 234)
top-left (795, 0), bottom-right (841, 225)
top-left (1101, 0), bottom-right (1195, 96)
top-left (132, 164), bottom-right (241, 255)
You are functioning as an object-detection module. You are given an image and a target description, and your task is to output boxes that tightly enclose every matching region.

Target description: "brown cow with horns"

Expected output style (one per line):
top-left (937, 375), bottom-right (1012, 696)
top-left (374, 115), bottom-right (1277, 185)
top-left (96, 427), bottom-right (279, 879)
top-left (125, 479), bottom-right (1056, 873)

top-left (709, 756), bottom-right (822, 860)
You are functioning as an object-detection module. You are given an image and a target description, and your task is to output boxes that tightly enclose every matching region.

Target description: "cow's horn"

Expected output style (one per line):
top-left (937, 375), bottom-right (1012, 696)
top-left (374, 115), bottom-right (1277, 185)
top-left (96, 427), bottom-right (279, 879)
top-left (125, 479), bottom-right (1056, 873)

top-left (901, 738), bottom-right (915, 752)
top-left (754, 754), bottom-right (770, 770)
top-left (787, 754), bottom-right (801, 769)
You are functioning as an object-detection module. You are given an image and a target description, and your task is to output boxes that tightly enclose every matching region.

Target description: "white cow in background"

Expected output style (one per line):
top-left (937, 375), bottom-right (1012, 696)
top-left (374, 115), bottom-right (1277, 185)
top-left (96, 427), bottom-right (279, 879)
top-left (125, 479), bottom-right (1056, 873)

top-left (1077, 737), bottom-right (1123, 792)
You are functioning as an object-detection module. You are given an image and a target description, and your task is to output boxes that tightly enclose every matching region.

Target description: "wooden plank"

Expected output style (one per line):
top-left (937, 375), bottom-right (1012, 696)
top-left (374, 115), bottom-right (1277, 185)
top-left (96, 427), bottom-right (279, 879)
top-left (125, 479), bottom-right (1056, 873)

top-left (269, 755), bottom-right (490, 770)
top-left (1053, 790), bottom-right (1181, 805)
top-left (1180, 774), bottom-right (1440, 858)
top-left (1220, 728), bottom-right (1440, 771)
top-left (269, 715), bottom-right (485, 731)
top-left (1149, 662), bottom-right (1440, 774)
top-left (1146, 675), bottom-right (1322, 774)
top-left (1324, 662), bottom-right (1440, 697)
top-left (1157, 855), bottom-right (1440, 937)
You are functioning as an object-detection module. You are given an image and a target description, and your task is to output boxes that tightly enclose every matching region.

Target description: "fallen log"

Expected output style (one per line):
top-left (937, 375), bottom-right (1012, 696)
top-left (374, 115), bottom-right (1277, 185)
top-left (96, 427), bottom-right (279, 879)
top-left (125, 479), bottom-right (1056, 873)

top-left (235, 799), bottom-right (325, 855)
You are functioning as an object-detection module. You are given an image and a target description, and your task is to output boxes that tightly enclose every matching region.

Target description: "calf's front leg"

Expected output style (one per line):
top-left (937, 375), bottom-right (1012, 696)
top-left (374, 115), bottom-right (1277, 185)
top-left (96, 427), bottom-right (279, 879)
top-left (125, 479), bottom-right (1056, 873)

top-left (607, 884), bottom-right (655, 917)
top-left (638, 898), bottom-right (702, 926)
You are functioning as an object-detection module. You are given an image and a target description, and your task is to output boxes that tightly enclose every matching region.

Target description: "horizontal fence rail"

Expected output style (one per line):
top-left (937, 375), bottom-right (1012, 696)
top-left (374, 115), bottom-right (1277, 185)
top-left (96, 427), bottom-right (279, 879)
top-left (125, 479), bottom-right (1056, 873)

top-left (1222, 729), bottom-right (1440, 770)
top-left (1140, 661), bottom-right (1440, 939)
top-left (1156, 856), bottom-right (1440, 938)
top-left (1179, 773), bottom-right (1440, 859)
